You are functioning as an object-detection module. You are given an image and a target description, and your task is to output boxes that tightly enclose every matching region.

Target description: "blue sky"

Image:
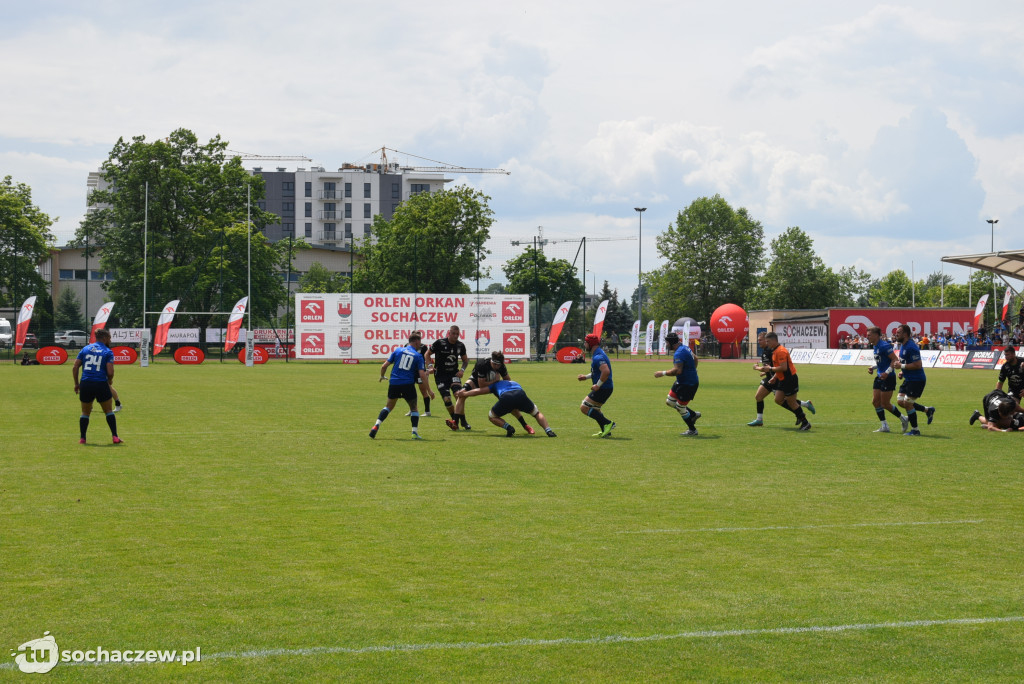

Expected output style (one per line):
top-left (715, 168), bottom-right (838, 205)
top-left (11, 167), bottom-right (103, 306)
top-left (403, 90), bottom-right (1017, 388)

top-left (3, 1), bottom-right (1022, 299)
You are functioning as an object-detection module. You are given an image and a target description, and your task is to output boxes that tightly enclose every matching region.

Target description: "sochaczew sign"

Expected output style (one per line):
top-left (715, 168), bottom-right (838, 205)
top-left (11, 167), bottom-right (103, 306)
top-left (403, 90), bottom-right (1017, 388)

top-left (295, 293), bottom-right (532, 359)
top-left (828, 308), bottom-right (974, 348)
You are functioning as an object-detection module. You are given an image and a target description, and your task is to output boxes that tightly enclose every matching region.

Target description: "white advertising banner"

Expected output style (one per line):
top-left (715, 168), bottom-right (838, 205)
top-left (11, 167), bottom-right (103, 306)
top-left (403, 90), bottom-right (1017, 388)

top-left (831, 348), bottom-right (860, 365)
top-left (790, 348), bottom-right (814, 364)
top-left (166, 328), bottom-right (200, 344)
top-left (110, 328), bottom-right (147, 344)
top-left (919, 350), bottom-right (941, 368)
top-left (294, 293), bottom-right (532, 359)
top-left (810, 349), bottom-right (838, 365)
top-left (774, 321), bottom-right (828, 349)
top-left (855, 349), bottom-right (876, 366)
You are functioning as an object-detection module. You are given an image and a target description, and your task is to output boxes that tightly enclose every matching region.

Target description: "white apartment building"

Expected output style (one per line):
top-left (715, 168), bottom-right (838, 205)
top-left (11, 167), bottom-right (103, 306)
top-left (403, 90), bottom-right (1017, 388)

top-left (253, 163), bottom-right (452, 247)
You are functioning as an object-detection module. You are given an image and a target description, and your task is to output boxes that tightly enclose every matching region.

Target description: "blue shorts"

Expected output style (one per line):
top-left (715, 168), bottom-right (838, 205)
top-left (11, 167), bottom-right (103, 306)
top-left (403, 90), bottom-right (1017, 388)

top-left (388, 383), bottom-right (417, 402)
top-left (873, 374), bottom-right (897, 392)
top-left (587, 385), bottom-right (614, 405)
top-left (79, 380), bottom-right (112, 405)
top-left (899, 379), bottom-right (926, 399)
top-left (493, 389), bottom-right (535, 417)
top-left (671, 381), bottom-right (698, 403)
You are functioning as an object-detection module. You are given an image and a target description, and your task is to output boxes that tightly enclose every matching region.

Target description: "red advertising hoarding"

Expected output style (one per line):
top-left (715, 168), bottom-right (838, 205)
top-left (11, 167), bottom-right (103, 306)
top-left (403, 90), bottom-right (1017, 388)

top-left (829, 308), bottom-right (974, 347)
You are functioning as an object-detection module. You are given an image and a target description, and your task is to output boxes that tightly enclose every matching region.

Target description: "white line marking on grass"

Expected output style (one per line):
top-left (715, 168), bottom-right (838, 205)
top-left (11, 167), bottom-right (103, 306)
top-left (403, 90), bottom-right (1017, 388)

top-left (617, 519), bottom-right (986, 534)
top-left (3, 615), bottom-right (1021, 669)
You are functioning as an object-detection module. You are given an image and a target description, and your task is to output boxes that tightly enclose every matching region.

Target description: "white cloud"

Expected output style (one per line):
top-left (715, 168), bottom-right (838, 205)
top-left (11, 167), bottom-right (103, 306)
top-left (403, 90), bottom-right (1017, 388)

top-left (3, 1), bottom-right (1024, 297)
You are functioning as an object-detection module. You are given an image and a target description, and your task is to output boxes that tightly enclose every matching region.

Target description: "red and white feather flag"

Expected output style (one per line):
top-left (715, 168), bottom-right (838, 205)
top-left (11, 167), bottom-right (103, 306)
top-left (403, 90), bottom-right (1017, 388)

top-left (90, 302), bottom-right (115, 343)
top-left (225, 296), bottom-right (248, 352)
top-left (153, 299), bottom-right (180, 355)
top-left (14, 296), bottom-right (36, 354)
top-left (546, 301), bottom-right (574, 353)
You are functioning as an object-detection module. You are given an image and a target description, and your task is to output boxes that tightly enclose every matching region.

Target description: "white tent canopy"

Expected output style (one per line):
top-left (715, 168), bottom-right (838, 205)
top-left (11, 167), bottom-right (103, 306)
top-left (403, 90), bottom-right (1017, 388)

top-left (942, 250), bottom-right (1024, 286)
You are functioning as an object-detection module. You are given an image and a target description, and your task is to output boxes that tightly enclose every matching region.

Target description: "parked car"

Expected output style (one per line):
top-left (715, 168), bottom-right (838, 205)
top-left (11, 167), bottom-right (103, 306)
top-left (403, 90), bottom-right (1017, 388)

top-left (54, 330), bottom-right (90, 348)
top-left (23, 333), bottom-right (39, 348)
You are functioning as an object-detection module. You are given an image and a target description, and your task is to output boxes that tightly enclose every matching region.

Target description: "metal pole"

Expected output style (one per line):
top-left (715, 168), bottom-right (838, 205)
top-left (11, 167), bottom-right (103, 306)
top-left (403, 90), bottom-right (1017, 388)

top-left (143, 180), bottom-right (148, 329)
top-left (84, 217), bottom-right (89, 329)
top-left (246, 184), bottom-right (253, 366)
top-left (286, 233), bottom-right (293, 363)
top-left (988, 218), bottom-right (999, 329)
top-left (634, 207), bottom-right (646, 325)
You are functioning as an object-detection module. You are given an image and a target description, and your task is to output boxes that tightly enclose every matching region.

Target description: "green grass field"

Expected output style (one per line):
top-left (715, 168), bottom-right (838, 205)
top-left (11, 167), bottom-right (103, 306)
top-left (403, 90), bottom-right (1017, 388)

top-left (3, 356), bottom-right (1023, 682)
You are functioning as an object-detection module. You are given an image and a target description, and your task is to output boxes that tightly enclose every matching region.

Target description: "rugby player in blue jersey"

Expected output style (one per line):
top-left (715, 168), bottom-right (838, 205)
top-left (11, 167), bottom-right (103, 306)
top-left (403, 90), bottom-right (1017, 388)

top-left (456, 379), bottom-right (556, 438)
top-left (72, 328), bottom-right (122, 445)
top-left (577, 333), bottom-right (615, 437)
top-left (866, 326), bottom-right (908, 433)
top-left (370, 332), bottom-right (435, 440)
top-left (894, 323), bottom-right (935, 436)
top-left (654, 331), bottom-right (702, 436)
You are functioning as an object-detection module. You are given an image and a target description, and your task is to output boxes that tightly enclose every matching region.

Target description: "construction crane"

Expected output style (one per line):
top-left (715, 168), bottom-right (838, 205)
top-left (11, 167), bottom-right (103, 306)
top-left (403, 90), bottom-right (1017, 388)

top-left (374, 147), bottom-right (510, 175)
top-left (227, 150), bottom-right (313, 163)
top-left (512, 227), bottom-right (636, 250)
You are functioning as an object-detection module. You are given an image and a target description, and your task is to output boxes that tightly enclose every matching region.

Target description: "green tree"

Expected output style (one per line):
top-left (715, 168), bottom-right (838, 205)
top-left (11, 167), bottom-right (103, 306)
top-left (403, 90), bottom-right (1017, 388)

top-left (596, 281), bottom-right (633, 336)
top-left (483, 282), bottom-right (507, 294)
top-left (835, 266), bottom-right (873, 307)
top-left (75, 129), bottom-right (288, 328)
top-left (649, 195), bottom-right (764, 324)
top-left (746, 227), bottom-right (840, 310)
top-left (298, 262), bottom-right (350, 293)
top-left (869, 269), bottom-right (914, 307)
top-left (352, 185), bottom-right (493, 294)
top-left (0, 176), bottom-right (55, 308)
top-left (54, 288), bottom-right (85, 330)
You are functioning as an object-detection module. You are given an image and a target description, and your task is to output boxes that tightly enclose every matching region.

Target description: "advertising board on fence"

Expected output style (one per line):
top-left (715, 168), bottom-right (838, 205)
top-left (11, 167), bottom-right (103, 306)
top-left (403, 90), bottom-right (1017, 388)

top-left (294, 293), bottom-right (532, 359)
top-left (774, 321), bottom-right (828, 349)
top-left (829, 308), bottom-right (973, 347)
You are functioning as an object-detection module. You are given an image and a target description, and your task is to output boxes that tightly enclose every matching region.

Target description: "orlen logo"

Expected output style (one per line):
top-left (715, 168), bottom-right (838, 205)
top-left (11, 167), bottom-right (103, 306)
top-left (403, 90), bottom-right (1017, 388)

top-left (238, 347), bottom-right (268, 364)
top-left (111, 346), bottom-right (138, 365)
top-left (302, 333), bottom-right (325, 356)
top-left (173, 346), bottom-right (205, 364)
top-left (715, 315), bottom-right (734, 333)
top-left (300, 300), bottom-right (325, 323)
top-left (556, 346), bottom-right (583, 363)
top-left (36, 346), bottom-right (68, 365)
top-left (503, 332), bottom-right (525, 355)
top-left (836, 315), bottom-right (875, 339)
top-left (502, 301), bottom-right (524, 323)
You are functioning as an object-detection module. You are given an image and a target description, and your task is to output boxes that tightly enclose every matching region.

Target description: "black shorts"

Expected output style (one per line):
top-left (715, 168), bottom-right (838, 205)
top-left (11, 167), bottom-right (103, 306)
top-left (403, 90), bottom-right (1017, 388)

top-left (79, 380), bottom-right (112, 404)
top-left (387, 383), bottom-right (417, 402)
top-left (899, 379), bottom-right (926, 399)
top-left (587, 385), bottom-right (614, 405)
top-left (873, 374), bottom-right (897, 392)
top-left (492, 389), bottom-right (535, 417)
top-left (759, 375), bottom-right (777, 391)
top-left (434, 374), bottom-right (462, 398)
top-left (671, 381), bottom-right (698, 403)
top-left (776, 375), bottom-right (799, 397)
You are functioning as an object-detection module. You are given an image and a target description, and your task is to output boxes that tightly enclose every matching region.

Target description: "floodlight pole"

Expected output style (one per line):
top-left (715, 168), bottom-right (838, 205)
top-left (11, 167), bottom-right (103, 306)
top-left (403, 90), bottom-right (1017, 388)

top-left (988, 218), bottom-right (999, 328)
top-left (143, 180), bottom-right (148, 329)
top-left (246, 183), bottom-right (253, 367)
top-left (634, 207), bottom-right (646, 325)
